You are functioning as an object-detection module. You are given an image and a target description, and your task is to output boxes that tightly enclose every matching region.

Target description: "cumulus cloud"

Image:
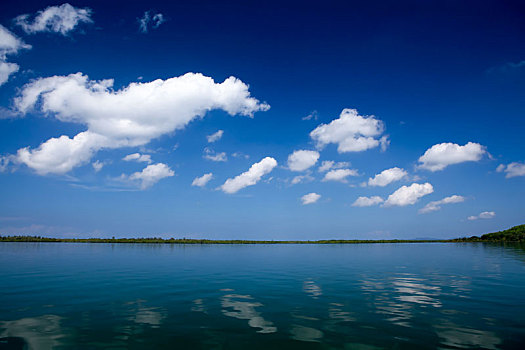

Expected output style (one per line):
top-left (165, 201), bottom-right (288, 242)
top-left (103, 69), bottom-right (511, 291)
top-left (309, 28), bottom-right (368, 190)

top-left (203, 148), bottom-right (227, 162)
top-left (310, 108), bottom-right (387, 153)
top-left (318, 160), bottom-right (350, 172)
top-left (322, 168), bottom-right (358, 182)
top-left (384, 183), bottom-right (434, 207)
top-left (287, 150), bottom-right (320, 171)
top-left (12, 72), bottom-right (269, 174)
top-left (220, 157), bottom-right (277, 194)
top-left (138, 11), bottom-right (166, 33)
top-left (352, 196), bottom-right (384, 207)
top-left (301, 192), bottom-right (321, 205)
top-left (192, 173), bottom-right (213, 187)
top-left (468, 211), bottom-right (496, 220)
top-left (207, 130), bottom-right (224, 143)
top-left (367, 167), bottom-right (407, 187)
top-left (129, 163), bottom-right (174, 189)
top-left (496, 162), bottom-right (525, 178)
top-left (0, 25), bottom-right (31, 86)
top-left (123, 153), bottom-right (152, 163)
top-left (419, 195), bottom-right (465, 214)
top-left (15, 3), bottom-right (92, 35)
top-left (417, 142), bottom-right (486, 171)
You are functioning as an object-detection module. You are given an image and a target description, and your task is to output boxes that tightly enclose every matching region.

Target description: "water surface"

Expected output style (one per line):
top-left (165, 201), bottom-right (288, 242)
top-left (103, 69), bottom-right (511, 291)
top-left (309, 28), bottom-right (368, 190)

top-left (1, 243), bottom-right (524, 349)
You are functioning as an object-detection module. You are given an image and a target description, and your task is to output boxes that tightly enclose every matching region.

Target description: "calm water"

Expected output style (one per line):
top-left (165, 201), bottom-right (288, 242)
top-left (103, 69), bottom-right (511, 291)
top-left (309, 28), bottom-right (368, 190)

top-left (0, 243), bottom-right (524, 349)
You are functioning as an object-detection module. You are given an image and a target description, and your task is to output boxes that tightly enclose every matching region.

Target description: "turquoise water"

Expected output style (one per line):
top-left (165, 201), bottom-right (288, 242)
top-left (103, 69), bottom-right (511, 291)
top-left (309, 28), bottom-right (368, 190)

top-left (0, 243), bottom-right (524, 349)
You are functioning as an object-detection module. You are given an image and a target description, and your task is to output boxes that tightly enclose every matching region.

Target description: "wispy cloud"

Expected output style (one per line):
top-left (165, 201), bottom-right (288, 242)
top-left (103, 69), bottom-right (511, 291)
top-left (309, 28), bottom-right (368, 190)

top-left (138, 11), bottom-right (166, 33)
top-left (419, 195), bottom-right (465, 214)
top-left (468, 211), bottom-right (495, 221)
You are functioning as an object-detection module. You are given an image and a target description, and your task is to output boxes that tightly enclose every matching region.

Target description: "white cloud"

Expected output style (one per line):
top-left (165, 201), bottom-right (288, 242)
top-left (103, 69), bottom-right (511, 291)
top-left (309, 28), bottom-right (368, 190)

top-left (92, 160), bottom-right (104, 172)
top-left (384, 183), bottom-right (434, 207)
top-left (15, 3), bottom-right (92, 35)
top-left (417, 142), bottom-right (486, 171)
top-left (232, 152), bottom-right (249, 159)
top-left (203, 148), bottom-right (227, 162)
top-left (318, 160), bottom-right (350, 172)
top-left (13, 72), bottom-right (269, 174)
top-left (496, 162), bottom-right (525, 178)
top-left (129, 163), bottom-right (174, 189)
top-left (16, 131), bottom-right (106, 175)
top-left (310, 108), bottom-right (387, 153)
top-left (0, 156), bottom-right (10, 172)
top-left (367, 167), bottom-right (407, 187)
top-left (301, 192), bottom-right (321, 205)
top-left (352, 196), bottom-right (384, 207)
top-left (0, 25), bottom-right (31, 86)
top-left (419, 195), bottom-right (465, 214)
top-left (322, 168), bottom-right (358, 182)
top-left (138, 11), bottom-right (166, 33)
top-left (123, 153), bottom-right (152, 163)
top-left (468, 211), bottom-right (496, 220)
top-left (291, 174), bottom-right (314, 185)
top-left (192, 173), bottom-right (213, 187)
top-left (302, 110), bottom-right (318, 121)
top-left (207, 130), bottom-right (224, 143)
top-left (220, 157), bottom-right (277, 194)
top-left (287, 150), bottom-right (320, 171)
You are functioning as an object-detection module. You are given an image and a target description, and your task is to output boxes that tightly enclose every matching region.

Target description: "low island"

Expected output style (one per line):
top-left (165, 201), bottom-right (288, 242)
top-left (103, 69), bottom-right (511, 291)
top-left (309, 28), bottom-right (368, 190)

top-left (1, 224), bottom-right (523, 244)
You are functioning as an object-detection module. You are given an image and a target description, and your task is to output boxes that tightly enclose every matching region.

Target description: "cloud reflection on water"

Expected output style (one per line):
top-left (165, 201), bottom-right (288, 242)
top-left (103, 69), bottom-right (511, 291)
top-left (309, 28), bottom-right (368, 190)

top-left (220, 293), bottom-right (277, 334)
top-left (0, 314), bottom-right (66, 350)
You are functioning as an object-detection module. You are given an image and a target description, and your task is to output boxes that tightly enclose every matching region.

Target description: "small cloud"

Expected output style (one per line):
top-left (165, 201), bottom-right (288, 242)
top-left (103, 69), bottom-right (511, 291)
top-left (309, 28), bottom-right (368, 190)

top-left (310, 108), bottom-right (387, 153)
top-left (419, 195), bottom-right (465, 214)
top-left (14, 3), bottom-right (93, 35)
top-left (220, 157), bottom-right (277, 194)
top-left (352, 196), bottom-right (384, 207)
top-left (92, 160), bottom-right (104, 172)
top-left (232, 152), bottom-right (249, 159)
top-left (138, 11), bottom-right (166, 33)
top-left (302, 110), bottom-right (318, 121)
top-left (301, 192), bottom-right (321, 205)
top-left (322, 168), bottom-right (358, 183)
top-left (318, 160), bottom-right (350, 172)
top-left (128, 163), bottom-right (174, 189)
top-left (367, 167), bottom-right (407, 187)
top-left (468, 211), bottom-right (495, 221)
top-left (0, 155), bottom-right (11, 173)
top-left (291, 174), bottom-right (314, 185)
top-left (380, 136), bottom-right (390, 152)
top-left (417, 142), bottom-right (487, 172)
top-left (192, 173), bottom-right (213, 187)
top-left (207, 130), bottom-right (224, 143)
top-left (384, 183), bottom-right (433, 207)
top-left (287, 150), bottom-right (320, 172)
top-left (123, 153), bottom-right (152, 163)
top-left (496, 162), bottom-right (525, 178)
top-left (203, 148), bottom-right (227, 162)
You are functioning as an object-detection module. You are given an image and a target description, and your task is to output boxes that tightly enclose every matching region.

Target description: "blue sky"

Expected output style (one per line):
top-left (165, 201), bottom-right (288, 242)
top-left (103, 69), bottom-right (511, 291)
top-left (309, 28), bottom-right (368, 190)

top-left (0, 0), bottom-right (524, 239)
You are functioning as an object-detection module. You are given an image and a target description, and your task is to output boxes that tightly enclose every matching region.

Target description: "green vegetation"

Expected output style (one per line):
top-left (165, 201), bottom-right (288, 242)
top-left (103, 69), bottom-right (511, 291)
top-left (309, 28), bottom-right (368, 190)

top-left (1, 225), bottom-right (523, 244)
top-left (451, 224), bottom-right (525, 242)
top-left (0, 236), bottom-right (446, 244)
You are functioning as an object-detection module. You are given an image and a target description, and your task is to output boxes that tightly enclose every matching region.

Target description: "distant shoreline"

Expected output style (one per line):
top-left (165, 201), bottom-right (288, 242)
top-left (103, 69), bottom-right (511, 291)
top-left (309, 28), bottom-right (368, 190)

top-left (0, 237), bottom-right (455, 244)
top-left (1, 224), bottom-right (524, 244)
